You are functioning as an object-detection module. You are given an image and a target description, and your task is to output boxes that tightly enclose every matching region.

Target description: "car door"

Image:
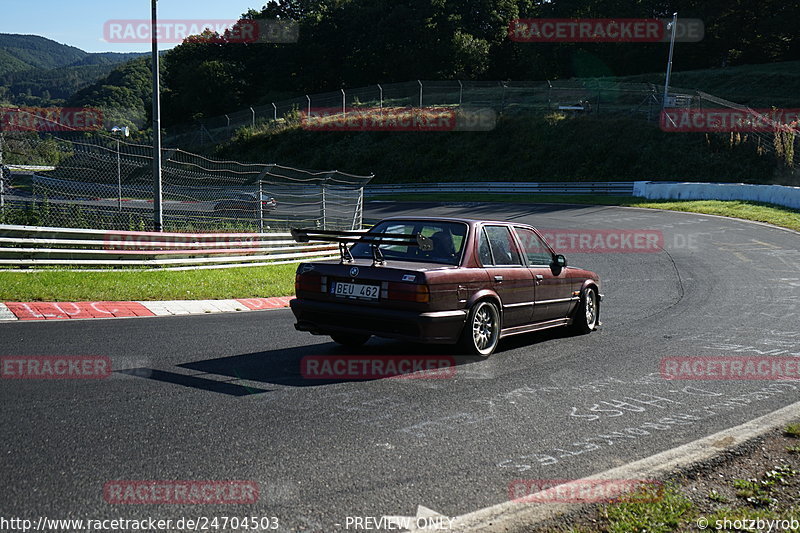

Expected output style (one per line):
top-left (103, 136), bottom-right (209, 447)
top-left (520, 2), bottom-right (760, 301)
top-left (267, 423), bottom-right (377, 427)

top-left (513, 226), bottom-right (574, 321)
top-left (478, 225), bottom-right (534, 327)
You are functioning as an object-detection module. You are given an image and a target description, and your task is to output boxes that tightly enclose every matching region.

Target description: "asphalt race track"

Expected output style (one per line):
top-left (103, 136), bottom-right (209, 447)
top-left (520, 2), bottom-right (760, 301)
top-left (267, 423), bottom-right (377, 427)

top-left (2, 201), bottom-right (800, 532)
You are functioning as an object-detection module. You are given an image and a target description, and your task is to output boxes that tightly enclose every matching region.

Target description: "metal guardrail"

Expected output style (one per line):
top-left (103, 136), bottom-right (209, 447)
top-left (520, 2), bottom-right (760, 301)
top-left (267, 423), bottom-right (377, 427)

top-left (365, 181), bottom-right (636, 196)
top-left (0, 225), bottom-right (337, 269)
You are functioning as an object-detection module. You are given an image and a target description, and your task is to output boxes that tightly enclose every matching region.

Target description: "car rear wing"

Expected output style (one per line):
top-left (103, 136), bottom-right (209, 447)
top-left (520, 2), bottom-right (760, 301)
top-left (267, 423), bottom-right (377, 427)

top-left (290, 228), bottom-right (433, 265)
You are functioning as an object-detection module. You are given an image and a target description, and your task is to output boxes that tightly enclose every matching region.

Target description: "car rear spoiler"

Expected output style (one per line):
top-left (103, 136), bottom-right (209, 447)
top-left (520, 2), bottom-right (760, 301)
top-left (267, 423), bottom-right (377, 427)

top-left (290, 228), bottom-right (433, 265)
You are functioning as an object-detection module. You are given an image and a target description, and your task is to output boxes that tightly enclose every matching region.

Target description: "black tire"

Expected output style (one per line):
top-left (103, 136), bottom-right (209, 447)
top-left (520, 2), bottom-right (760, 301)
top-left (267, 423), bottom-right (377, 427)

top-left (571, 287), bottom-right (598, 334)
top-left (459, 300), bottom-right (500, 357)
top-left (330, 333), bottom-right (370, 347)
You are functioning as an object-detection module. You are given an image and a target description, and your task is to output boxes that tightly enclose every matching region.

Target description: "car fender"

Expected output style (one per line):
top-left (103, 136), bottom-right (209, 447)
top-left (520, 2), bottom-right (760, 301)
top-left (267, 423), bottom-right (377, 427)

top-left (465, 289), bottom-right (502, 315)
top-left (577, 280), bottom-right (602, 323)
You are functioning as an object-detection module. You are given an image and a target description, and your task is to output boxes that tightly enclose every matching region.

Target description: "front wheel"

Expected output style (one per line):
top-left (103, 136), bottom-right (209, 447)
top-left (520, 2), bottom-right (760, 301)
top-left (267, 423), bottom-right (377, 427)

top-left (570, 287), bottom-right (598, 334)
top-left (459, 300), bottom-right (500, 357)
top-left (330, 333), bottom-right (370, 347)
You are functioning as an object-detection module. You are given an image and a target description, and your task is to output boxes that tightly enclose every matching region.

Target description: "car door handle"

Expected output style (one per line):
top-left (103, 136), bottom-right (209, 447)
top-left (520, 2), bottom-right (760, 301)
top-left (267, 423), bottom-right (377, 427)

top-left (534, 274), bottom-right (543, 285)
top-left (494, 275), bottom-right (503, 282)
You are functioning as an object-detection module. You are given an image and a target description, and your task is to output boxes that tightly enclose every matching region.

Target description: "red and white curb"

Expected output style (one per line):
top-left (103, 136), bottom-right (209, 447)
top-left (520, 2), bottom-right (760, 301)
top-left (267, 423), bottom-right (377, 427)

top-left (0, 297), bottom-right (293, 321)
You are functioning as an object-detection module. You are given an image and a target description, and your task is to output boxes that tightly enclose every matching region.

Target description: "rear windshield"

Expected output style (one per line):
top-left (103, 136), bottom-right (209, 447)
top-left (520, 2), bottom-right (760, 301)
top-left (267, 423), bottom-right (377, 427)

top-left (350, 220), bottom-right (468, 265)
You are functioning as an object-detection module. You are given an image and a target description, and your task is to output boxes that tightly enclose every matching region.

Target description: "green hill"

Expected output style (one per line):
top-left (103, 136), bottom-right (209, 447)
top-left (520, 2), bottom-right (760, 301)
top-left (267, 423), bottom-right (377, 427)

top-left (0, 33), bottom-right (147, 104)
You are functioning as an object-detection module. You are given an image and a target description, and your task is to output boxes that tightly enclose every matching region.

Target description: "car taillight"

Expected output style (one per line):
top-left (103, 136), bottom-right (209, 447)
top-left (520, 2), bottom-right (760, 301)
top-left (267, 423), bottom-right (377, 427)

top-left (296, 274), bottom-right (326, 293)
top-left (387, 282), bottom-right (430, 303)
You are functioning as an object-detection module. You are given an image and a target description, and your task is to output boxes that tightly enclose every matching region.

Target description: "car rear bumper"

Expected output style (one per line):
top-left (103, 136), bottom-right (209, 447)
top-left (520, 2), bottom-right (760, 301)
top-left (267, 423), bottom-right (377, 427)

top-left (290, 298), bottom-right (467, 344)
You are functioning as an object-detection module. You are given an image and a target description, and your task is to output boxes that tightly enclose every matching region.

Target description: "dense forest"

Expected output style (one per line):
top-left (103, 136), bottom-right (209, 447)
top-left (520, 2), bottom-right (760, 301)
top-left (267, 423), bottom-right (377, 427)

top-left (0, 34), bottom-right (146, 106)
top-left (159, 0), bottom-right (800, 125)
top-left (2, 0), bottom-right (798, 129)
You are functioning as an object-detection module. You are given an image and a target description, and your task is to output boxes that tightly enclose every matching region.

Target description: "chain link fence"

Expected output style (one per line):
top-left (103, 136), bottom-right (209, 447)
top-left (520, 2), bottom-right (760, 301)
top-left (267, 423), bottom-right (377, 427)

top-left (0, 122), bottom-right (371, 232)
top-left (165, 79), bottom-right (797, 173)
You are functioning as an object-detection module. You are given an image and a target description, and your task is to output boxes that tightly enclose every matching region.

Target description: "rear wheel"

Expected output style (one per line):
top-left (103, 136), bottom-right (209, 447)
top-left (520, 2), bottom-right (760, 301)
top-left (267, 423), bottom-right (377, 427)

top-left (330, 333), bottom-right (370, 347)
top-left (460, 300), bottom-right (500, 357)
top-left (570, 287), bottom-right (598, 334)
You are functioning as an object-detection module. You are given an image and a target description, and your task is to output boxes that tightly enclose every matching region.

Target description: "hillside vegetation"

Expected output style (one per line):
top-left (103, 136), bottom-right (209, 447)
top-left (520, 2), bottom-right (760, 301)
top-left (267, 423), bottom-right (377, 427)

top-left (217, 112), bottom-right (784, 184)
top-left (0, 33), bottom-right (146, 105)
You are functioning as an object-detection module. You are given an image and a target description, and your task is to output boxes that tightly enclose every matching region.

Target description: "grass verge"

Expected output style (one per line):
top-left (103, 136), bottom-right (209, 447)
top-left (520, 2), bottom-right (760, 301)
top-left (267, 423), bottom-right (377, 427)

top-left (0, 264), bottom-right (297, 302)
top-left (375, 194), bottom-right (800, 233)
top-left (546, 424), bottom-right (800, 532)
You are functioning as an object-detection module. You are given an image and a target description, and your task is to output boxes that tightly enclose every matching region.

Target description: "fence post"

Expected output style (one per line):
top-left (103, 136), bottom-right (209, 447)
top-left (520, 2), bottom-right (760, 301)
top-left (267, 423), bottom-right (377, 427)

top-left (418, 80), bottom-right (423, 107)
top-left (458, 80), bottom-right (463, 105)
top-left (272, 103), bottom-right (277, 121)
top-left (341, 89), bottom-right (346, 115)
top-left (250, 107), bottom-right (255, 128)
top-left (354, 186), bottom-right (363, 230)
top-left (378, 84), bottom-right (383, 110)
top-left (320, 180), bottom-right (328, 229)
top-left (258, 179), bottom-right (264, 233)
top-left (306, 95), bottom-right (311, 117)
top-left (0, 132), bottom-right (4, 213)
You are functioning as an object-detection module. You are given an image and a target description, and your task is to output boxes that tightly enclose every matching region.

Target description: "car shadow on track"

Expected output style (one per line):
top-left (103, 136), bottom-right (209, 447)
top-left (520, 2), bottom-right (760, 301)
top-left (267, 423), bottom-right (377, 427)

top-left (117, 328), bottom-right (583, 396)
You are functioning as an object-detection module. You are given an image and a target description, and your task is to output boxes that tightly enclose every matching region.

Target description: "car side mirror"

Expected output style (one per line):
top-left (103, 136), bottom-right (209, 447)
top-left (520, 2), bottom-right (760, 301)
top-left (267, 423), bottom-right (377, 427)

top-left (553, 254), bottom-right (567, 268)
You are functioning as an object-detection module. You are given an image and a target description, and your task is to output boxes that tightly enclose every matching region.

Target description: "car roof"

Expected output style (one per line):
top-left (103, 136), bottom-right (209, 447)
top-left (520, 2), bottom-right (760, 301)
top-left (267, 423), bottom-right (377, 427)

top-left (378, 216), bottom-right (529, 227)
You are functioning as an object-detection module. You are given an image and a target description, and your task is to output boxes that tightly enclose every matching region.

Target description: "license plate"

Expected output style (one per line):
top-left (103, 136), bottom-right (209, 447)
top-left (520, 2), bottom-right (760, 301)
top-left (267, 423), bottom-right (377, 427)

top-left (332, 282), bottom-right (380, 301)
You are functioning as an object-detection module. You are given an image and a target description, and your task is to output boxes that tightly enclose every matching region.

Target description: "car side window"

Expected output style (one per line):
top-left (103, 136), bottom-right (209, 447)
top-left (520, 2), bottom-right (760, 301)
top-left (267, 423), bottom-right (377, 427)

top-left (514, 227), bottom-right (553, 266)
top-left (483, 226), bottom-right (522, 266)
top-left (478, 228), bottom-right (494, 265)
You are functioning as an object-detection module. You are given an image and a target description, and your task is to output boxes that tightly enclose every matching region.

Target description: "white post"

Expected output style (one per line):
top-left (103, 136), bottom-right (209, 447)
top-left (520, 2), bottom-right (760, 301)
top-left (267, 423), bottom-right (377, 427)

top-left (378, 84), bottom-right (383, 110)
top-left (418, 80), bottom-right (423, 107)
top-left (151, 0), bottom-right (163, 231)
top-left (116, 138), bottom-right (122, 211)
top-left (250, 107), bottom-right (255, 128)
top-left (258, 179), bottom-right (264, 233)
top-left (663, 12), bottom-right (678, 109)
top-left (458, 80), bottom-right (463, 105)
top-left (306, 95), bottom-right (311, 117)
top-left (341, 88), bottom-right (346, 116)
top-left (272, 103), bottom-right (277, 120)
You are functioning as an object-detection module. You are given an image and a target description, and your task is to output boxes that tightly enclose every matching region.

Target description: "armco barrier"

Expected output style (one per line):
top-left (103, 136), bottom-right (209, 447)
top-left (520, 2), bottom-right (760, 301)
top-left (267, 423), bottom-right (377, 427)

top-left (0, 225), bottom-right (337, 269)
top-left (633, 181), bottom-right (800, 210)
top-left (366, 181), bottom-right (635, 196)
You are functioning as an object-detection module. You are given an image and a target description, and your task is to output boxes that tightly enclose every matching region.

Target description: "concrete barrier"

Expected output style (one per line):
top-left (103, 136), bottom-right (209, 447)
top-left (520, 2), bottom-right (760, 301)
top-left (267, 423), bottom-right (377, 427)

top-left (633, 181), bottom-right (800, 210)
